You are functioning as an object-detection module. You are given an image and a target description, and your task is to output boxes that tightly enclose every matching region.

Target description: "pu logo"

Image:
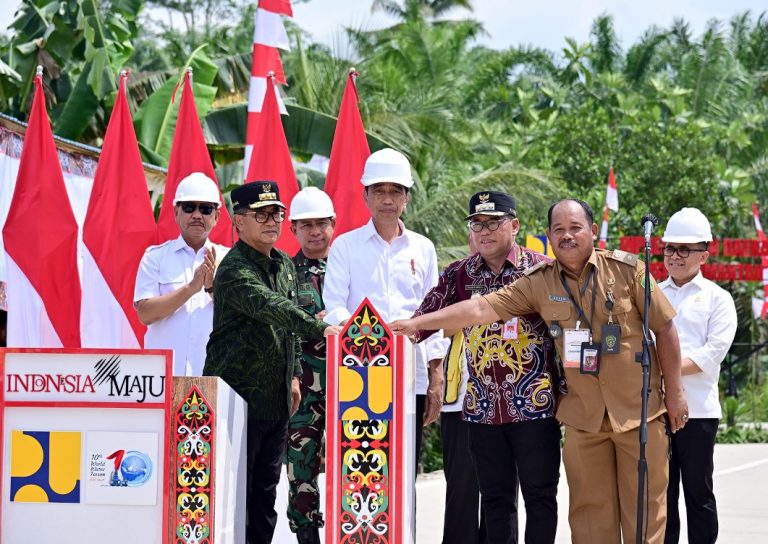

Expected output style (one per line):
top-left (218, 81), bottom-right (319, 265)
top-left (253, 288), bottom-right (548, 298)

top-left (10, 430), bottom-right (81, 503)
top-left (339, 365), bottom-right (393, 420)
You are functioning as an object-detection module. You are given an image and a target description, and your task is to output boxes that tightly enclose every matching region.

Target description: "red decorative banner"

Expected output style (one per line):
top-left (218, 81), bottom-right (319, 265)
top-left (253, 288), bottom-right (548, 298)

top-left (619, 237), bottom-right (720, 256)
top-left (650, 262), bottom-right (762, 282)
top-left (616, 236), bottom-right (768, 257)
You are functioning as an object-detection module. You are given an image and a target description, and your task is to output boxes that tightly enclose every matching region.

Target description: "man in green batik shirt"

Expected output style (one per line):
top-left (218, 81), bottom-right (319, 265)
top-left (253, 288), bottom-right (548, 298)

top-left (285, 186), bottom-right (336, 544)
top-left (204, 181), bottom-right (339, 544)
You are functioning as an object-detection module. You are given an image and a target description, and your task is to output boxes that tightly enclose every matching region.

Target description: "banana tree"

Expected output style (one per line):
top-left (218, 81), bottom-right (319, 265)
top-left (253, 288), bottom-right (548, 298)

top-left (1, 0), bottom-right (143, 142)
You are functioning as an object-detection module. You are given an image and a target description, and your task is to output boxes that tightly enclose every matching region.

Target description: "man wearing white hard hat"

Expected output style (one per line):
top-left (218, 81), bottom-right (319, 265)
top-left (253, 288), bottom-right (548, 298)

top-left (322, 149), bottom-right (449, 498)
top-left (134, 172), bottom-right (227, 376)
top-left (660, 208), bottom-right (737, 544)
top-left (285, 186), bottom-right (336, 544)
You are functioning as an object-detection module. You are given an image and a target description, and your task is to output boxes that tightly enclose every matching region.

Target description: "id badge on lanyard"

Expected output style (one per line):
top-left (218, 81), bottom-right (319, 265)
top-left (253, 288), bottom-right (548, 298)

top-left (560, 268), bottom-right (601, 373)
top-left (580, 340), bottom-right (601, 375)
top-left (563, 322), bottom-right (590, 368)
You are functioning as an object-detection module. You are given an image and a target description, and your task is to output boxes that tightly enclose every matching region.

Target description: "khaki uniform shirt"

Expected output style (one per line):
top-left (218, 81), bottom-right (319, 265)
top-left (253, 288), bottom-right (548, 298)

top-left (485, 248), bottom-right (676, 433)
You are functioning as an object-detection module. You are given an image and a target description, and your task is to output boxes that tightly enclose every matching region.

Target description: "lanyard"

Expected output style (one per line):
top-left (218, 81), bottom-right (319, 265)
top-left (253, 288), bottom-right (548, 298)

top-left (559, 266), bottom-right (598, 331)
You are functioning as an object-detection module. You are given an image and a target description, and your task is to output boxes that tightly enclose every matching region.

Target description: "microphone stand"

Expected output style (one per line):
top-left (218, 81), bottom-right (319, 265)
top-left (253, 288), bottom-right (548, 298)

top-left (635, 220), bottom-right (655, 544)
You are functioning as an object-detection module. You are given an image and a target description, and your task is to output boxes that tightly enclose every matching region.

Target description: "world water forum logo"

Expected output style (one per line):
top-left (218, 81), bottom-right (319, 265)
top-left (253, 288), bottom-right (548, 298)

top-left (105, 449), bottom-right (153, 487)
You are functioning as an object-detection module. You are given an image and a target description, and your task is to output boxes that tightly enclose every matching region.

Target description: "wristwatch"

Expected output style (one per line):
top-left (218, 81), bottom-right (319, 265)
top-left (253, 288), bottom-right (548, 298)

top-left (204, 286), bottom-right (214, 294)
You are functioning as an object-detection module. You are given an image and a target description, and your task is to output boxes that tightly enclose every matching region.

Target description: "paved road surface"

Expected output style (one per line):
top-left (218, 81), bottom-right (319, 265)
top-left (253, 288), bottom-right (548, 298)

top-left (416, 443), bottom-right (768, 543)
top-left (272, 443), bottom-right (768, 542)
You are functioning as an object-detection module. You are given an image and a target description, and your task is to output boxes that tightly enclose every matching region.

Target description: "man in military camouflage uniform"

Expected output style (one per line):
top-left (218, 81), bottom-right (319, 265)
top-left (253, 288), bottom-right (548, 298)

top-left (286, 187), bottom-right (336, 544)
top-left (204, 182), bottom-right (338, 544)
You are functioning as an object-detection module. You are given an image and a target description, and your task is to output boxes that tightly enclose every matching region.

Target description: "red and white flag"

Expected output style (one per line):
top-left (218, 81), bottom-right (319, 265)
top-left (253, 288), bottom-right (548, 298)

top-left (752, 203), bottom-right (768, 318)
top-left (598, 167), bottom-right (618, 249)
top-left (246, 74), bottom-right (300, 254)
top-left (81, 72), bottom-right (157, 347)
top-left (244, 0), bottom-right (292, 176)
top-left (325, 71), bottom-right (371, 238)
top-left (157, 71), bottom-right (233, 246)
top-left (2, 73), bottom-right (81, 347)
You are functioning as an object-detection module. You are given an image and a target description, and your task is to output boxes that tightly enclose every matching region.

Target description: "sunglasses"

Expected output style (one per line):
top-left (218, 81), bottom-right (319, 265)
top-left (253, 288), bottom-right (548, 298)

top-left (179, 202), bottom-right (217, 215)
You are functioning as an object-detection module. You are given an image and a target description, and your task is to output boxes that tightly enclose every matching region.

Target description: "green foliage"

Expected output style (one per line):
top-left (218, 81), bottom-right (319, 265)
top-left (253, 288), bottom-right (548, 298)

top-left (722, 395), bottom-right (749, 428)
top-left (2, 0), bottom-right (768, 260)
top-left (1, 0), bottom-right (144, 141)
top-left (132, 45), bottom-right (217, 165)
top-left (716, 424), bottom-right (768, 443)
top-left (419, 424), bottom-right (443, 473)
top-left (140, 0), bottom-right (256, 62)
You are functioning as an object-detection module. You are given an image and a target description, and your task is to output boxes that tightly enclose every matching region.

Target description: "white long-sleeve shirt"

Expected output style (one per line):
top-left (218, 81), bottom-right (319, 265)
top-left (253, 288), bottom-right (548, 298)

top-left (323, 220), bottom-right (448, 394)
top-left (134, 235), bottom-right (228, 376)
top-left (660, 272), bottom-right (737, 418)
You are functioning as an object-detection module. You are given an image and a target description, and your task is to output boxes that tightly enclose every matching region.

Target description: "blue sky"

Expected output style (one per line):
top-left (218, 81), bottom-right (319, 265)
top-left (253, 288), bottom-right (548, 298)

top-left (2, 1), bottom-right (766, 56)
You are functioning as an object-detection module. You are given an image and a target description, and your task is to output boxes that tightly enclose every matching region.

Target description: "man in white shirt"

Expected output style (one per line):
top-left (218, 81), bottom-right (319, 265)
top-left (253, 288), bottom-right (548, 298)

top-left (134, 172), bottom-right (228, 376)
top-left (323, 148), bottom-right (448, 475)
top-left (660, 207), bottom-right (737, 544)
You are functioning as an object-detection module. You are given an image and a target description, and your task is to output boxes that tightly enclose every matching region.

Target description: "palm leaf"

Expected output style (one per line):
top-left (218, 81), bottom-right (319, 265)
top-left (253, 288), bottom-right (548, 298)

top-left (133, 44), bottom-right (218, 165)
top-left (203, 102), bottom-right (393, 172)
top-left (404, 163), bottom-right (564, 255)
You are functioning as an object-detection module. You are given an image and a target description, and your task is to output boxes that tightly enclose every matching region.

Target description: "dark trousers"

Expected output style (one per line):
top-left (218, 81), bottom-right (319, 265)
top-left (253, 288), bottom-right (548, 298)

top-left (416, 393), bottom-right (425, 474)
top-left (665, 418), bottom-right (719, 544)
top-left (441, 411), bottom-right (487, 544)
top-left (469, 418), bottom-right (561, 544)
top-left (246, 418), bottom-right (289, 544)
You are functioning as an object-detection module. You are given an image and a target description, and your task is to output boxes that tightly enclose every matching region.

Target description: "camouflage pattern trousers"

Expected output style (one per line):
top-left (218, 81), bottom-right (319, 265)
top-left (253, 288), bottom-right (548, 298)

top-left (287, 355), bottom-right (326, 531)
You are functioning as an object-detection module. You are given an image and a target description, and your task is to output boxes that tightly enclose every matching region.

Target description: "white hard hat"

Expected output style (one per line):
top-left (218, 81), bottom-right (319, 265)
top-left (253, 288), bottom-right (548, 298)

top-left (289, 186), bottom-right (336, 220)
top-left (662, 207), bottom-right (713, 243)
top-left (173, 172), bottom-right (221, 206)
top-left (360, 148), bottom-right (414, 188)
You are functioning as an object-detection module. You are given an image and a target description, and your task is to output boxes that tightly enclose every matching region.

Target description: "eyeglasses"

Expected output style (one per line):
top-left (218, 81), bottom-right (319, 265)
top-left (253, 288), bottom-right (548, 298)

top-left (663, 245), bottom-right (707, 258)
top-left (468, 217), bottom-right (510, 232)
top-left (241, 210), bottom-right (286, 223)
top-left (179, 202), bottom-right (217, 215)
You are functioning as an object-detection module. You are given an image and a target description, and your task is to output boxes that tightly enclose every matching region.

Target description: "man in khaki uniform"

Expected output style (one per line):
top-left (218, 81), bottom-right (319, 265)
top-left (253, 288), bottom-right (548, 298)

top-left (392, 199), bottom-right (688, 543)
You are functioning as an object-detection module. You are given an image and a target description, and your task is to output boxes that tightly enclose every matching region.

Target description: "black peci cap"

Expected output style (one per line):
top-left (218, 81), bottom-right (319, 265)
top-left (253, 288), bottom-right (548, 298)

top-left (466, 191), bottom-right (516, 220)
top-left (231, 181), bottom-right (286, 211)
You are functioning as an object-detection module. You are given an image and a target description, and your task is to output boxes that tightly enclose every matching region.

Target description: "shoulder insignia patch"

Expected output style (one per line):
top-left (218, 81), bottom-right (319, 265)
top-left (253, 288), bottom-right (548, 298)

top-left (635, 269), bottom-right (656, 292)
top-left (523, 261), bottom-right (549, 276)
top-left (610, 249), bottom-right (638, 266)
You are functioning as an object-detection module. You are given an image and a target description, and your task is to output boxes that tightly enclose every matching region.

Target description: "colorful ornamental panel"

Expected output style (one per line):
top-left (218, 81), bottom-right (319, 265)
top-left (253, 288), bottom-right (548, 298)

top-left (174, 386), bottom-right (215, 544)
top-left (326, 298), bottom-right (413, 544)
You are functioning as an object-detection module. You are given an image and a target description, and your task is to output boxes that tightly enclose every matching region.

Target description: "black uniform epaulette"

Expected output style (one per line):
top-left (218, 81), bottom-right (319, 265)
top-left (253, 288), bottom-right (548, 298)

top-left (608, 249), bottom-right (638, 267)
top-left (523, 260), bottom-right (550, 276)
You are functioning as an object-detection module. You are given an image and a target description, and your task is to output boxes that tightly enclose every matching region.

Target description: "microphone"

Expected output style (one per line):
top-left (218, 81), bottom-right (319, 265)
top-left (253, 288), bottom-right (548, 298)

top-left (641, 213), bottom-right (658, 242)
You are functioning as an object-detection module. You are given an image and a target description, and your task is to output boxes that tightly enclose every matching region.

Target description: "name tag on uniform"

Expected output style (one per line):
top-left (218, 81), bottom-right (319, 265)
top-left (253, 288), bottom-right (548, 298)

top-left (564, 327), bottom-right (590, 368)
top-left (502, 317), bottom-right (519, 340)
top-left (297, 282), bottom-right (314, 307)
